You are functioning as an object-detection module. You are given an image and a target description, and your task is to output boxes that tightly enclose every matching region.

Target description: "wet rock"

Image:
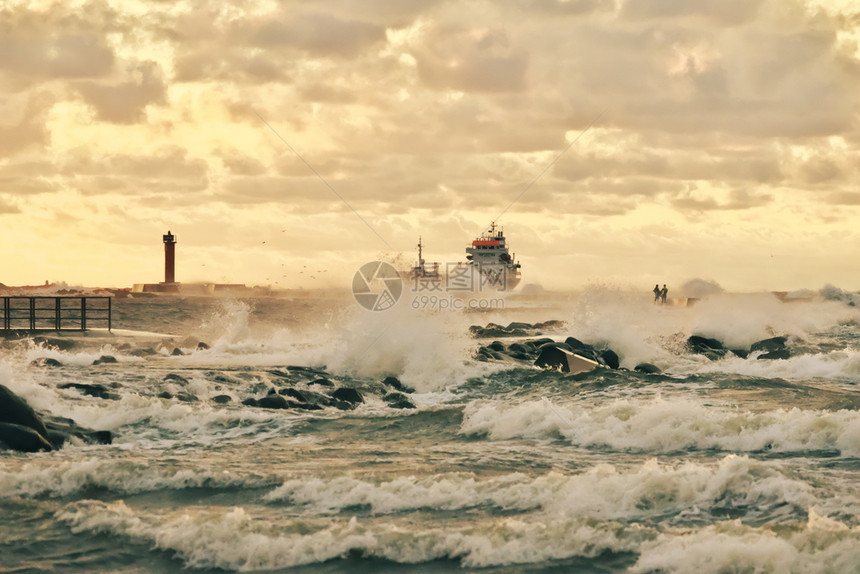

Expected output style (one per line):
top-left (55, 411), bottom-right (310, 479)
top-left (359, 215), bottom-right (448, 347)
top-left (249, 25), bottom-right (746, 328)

top-left (634, 363), bottom-right (662, 374)
top-left (93, 355), bottom-right (118, 365)
top-left (331, 387), bottom-right (364, 405)
top-left (308, 378), bottom-right (334, 387)
top-left (129, 347), bottom-right (157, 357)
top-left (279, 388), bottom-right (310, 402)
top-left (287, 401), bottom-right (323, 411)
top-left (212, 394), bottom-right (232, 404)
top-left (196, 342), bottom-right (210, 350)
top-left (0, 384), bottom-right (50, 439)
top-left (687, 336), bottom-right (727, 361)
top-left (381, 376), bottom-right (413, 393)
top-left (383, 392), bottom-right (416, 409)
top-left (171, 348), bottom-right (185, 356)
top-left (30, 357), bottom-right (63, 368)
top-left (58, 383), bottom-right (117, 400)
top-left (758, 349), bottom-right (791, 360)
top-left (0, 422), bottom-right (53, 452)
top-left (600, 350), bottom-right (620, 370)
top-left (158, 391), bottom-right (174, 399)
top-left (751, 337), bottom-right (788, 353)
top-left (175, 392), bottom-right (197, 402)
top-left (43, 415), bottom-right (112, 447)
top-left (535, 346), bottom-right (600, 375)
top-left (32, 337), bottom-right (77, 351)
top-left (241, 397), bottom-right (259, 407)
top-left (163, 374), bottom-right (189, 385)
top-left (488, 341), bottom-right (507, 352)
top-left (257, 395), bottom-right (289, 409)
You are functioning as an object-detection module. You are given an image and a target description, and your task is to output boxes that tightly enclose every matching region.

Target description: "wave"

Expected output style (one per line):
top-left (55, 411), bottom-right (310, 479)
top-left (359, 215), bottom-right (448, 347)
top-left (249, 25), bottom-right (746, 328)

top-left (460, 397), bottom-right (860, 456)
top-left (263, 455), bottom-right (819, 523)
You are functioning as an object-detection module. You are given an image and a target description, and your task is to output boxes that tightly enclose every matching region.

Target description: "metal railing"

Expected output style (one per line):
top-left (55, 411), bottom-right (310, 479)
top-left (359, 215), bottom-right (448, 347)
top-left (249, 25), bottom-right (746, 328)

top-left (0, 296), bottom-right (112, 332)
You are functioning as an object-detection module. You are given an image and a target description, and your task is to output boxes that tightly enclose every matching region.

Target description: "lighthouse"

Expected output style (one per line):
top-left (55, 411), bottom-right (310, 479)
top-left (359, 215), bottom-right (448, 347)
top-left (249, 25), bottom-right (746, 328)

top-left (163, 230), bottom-right (176, 284)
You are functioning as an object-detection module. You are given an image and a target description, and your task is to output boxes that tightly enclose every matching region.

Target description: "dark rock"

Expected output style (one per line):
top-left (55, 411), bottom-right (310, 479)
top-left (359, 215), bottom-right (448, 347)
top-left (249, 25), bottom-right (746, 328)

top-left (30, 357), bottom-right (63, 368)
top-left (129, 347), bottom-right (157, 357)
top-left (600, 350), bottom-right (620, 369)
top-left (507, 343), bottom-right (531, 355)
top-left (758, 349), bottom-right (791, 360)
top-left (158, 391), bottom-right (174, 399)
top-left (332, 400), bottom-right (356, 411)
top-left (32, 337), bottom-right (77, 351)
top-left (241, 397), bottom-right (259, 407)
top-left (0, 422), bottom-right (53, 452)
top-left (308, 378), bottom-right (334, 387)
top-left (488, 341), bottom-right (506, 352)
top-left (43, 416), bottom-right (112, 446)
top-left (687, 336), bottom-right (727, 360)
top-left (212, 394), bottom-right (232, 404)
top-left (164, 374), bottom-right (190, 385)
top-left (257, 395), bottom-right (289, 409)
top-left (381, 376), bottom-right (413, 393)
top-left (564, 337), bottom-right (592, 352)
top-left (93, 355), bottom-right (118, 365)
top-left (383, 392), bottom-right (416, 409)
top-left (58, 383), bottom-right (113, 400)
top-left (175, 392), bottom-right (197, 402)
top-left (535, 346), bottom-right (599, 374)
top-left (279, 388), bottom-right (309, 402)
top-left (0, 384), bottom-right (50, 439)
top-left (527, 338), bottom-right (555, 348)
top-left (171, 348), bottom-right (185, 356)
top-left (196, 342), bottom-right (210, 350)
top-left (729, 349), bottom-right (750, 359)
top-left (286, 401), bottom-right (324, 411)
top-left (634, 363), bottom-right (662, 374)
top-left (331, 387), bottom-right (364, 405)
top-left (506, 322), bottom-right (534, 331)
top-left (751, 337), bottom-right (788, 353)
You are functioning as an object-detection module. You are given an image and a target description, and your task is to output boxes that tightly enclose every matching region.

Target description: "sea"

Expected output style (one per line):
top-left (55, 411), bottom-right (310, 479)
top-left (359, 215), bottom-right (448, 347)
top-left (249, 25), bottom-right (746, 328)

top-left (1, 285), bottom-right (859, 573)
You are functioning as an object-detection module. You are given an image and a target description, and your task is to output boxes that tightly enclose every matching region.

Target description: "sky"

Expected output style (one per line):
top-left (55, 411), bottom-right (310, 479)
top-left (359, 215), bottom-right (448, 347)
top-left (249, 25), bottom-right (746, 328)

top-left (0, 0), bottom-right (859, 293)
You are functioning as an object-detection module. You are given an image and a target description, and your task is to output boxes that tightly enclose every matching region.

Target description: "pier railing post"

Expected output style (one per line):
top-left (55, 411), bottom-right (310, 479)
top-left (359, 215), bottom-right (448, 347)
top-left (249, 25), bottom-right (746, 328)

top-left (80, 297), bottom-right (86, 331)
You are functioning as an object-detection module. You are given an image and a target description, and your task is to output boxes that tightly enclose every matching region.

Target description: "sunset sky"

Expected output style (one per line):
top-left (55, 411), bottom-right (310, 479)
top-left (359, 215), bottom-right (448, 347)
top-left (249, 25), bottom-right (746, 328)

top-left (1, 0), bottom-right (858, 293)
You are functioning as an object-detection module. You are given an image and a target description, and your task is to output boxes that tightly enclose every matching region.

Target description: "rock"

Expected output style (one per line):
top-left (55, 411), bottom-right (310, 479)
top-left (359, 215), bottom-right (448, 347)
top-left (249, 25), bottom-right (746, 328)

top-left (241, 397), bottom-right (259, 407)
top-left (129, 347), bottom-right (157, 357)
top-left (331, 387), bottom-right (364, 405)
top-left (383, 392), bottom-right (416, 409)
top-left (30, 357), bottom-right (63, 368)
top-left (196, 342), bottom-right (210, 350)
top-left (308, 378), bottom-right (334, 387)
top-left (58, 383), bottom-right (114, 400)
top-left (286, 401), bottom-right (324, 411)
top-left (0, 422), bottom-right (53, 452)
top-left (212, 394), bottom-right (232, 404)
top-left (758, 349), bottom-right (791, 360)
top-left (163, 374), bottom-right (189, 385)
top-left (600, 349), bottom-right (620, 369)
top-left (488, 341), bottom-right (506, 352)
top-left (32, 337), bottom-right (77, 351)
top-left (43, 416), bottom-right (112, 447)
top-left (0, 384), bottom-right (50, 439)
top-left (634, 363), bottom-right (662, 374)
top-left (175, 392), bottom-right (198, 402)
top-left (279, 388), bottom-right (310, 402)
top-left (381, 376), bottom-right (413, 393)
top-left (171, 348), bottom-right (185, 356)
top-left (687, 336), bottom-right (727, 360)
top-left (751, 337), bottom-right (788, 353)
top-left (257, 395), bottom-right (289, 409)
top-left (93, 355), bottom-right (118, 365)
top-left (535, 346), bottom-right (600, 375)
top-left (158, 391), bottom-right (174, 399)
top-left (729, 349), bottom-right (750, 359)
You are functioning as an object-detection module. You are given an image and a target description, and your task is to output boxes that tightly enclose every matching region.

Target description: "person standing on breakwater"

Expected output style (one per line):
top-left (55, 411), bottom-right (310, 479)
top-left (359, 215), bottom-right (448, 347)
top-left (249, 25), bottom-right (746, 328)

top-left (653, 284), bottom-right (661, 303)
top-left (660, 284), bottom-right (668, 304)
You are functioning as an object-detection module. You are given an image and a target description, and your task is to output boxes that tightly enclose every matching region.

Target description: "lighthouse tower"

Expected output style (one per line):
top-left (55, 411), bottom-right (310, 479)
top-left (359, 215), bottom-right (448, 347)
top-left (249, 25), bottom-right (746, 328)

top-left (162, 230), bottom-right (176, 284)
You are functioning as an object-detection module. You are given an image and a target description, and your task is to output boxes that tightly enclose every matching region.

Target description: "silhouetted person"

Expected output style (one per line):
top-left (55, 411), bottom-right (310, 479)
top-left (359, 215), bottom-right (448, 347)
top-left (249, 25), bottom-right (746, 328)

top-left (653, 284), bottom-right (661, 303)
top-left (661, 284), bottom-right (668, 304)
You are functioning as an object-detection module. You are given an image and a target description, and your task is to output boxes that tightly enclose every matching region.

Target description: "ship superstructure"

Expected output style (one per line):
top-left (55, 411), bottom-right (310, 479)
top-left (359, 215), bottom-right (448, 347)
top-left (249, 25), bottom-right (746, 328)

top-left (410, 223), bottom-right (521, 292)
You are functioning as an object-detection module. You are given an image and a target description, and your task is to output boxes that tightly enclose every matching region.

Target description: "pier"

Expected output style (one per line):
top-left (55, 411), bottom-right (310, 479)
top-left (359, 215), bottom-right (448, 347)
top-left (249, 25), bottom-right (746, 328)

top-left (1, 296), bottom-right (111, 333)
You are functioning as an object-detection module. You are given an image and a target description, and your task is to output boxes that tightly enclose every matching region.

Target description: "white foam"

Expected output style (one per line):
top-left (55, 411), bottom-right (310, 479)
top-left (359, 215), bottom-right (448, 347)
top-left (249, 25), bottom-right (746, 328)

top-left (460, 397), bottom-right (860, 456)
top-left (0, 458), bottom-right (273, 498)
top-left (630, 515), bottom-right (860, 574)
top-left (55, 501), bottom-right (647, 569)
top-left (264, 455), bottom-right (818, 521)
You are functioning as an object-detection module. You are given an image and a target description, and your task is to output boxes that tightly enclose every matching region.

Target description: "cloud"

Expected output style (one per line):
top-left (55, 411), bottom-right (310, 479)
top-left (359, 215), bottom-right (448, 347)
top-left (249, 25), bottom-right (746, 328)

top-left (76, 61), bottom-right (167, 123)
